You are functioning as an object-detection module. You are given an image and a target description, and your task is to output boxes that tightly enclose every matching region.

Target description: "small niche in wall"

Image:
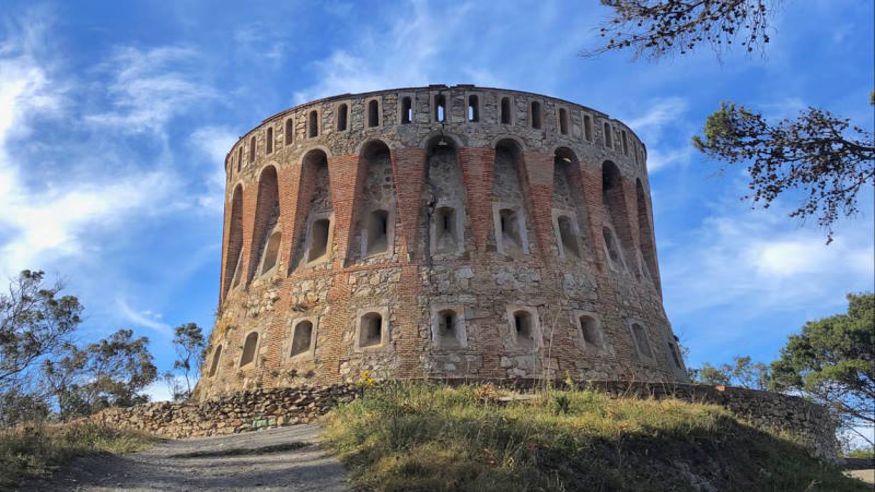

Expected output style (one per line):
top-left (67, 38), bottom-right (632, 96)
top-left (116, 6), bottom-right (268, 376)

top-left (359, 312), bottom-right (384, 348)
top-left (308, 218), bottom-right (331, 262)
top-left (556, 215), bottom-right (580, 258)
top-left (259, 229), bottom-right (282, 275)
top-left (366, 209), bottom-right (389, 256)
top-left (499, 208), bottom-right (522, 252)
top-left (208, 345), bottom-right (222, 377)
top-left (239, 332), bottom-right (258, 367)
top-left (290, 320), bottom-right (313, 357)
top-left (435, 309), bottom-right (463, 348)
top-left (433, 206), bottom-right (459, 254)
top-left (579, 315), bottom-right (602, 349)
top-left (513, 310), bottom-right (535, 349)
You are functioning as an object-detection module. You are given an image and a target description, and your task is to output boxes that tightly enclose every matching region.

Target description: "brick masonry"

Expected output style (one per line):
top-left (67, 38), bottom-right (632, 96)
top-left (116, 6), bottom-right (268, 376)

top-left (195, 85), bottom-right (688, 400)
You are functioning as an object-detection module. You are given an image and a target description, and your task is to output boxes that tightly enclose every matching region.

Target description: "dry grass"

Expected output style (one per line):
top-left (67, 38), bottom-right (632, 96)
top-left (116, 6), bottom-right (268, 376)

top-left (324, 383), bottom-right (867, 491)
top-left (0, 421), bottom-right (154, 488)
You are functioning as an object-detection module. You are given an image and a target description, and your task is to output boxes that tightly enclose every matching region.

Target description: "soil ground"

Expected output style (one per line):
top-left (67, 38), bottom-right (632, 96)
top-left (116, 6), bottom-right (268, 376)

top-left (21, 425), bottom-right (348, 491)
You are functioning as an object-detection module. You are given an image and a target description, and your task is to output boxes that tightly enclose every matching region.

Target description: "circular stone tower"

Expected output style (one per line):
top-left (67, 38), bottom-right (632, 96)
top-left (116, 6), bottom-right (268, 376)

top-left (195, 84), bottom-right (687, 400)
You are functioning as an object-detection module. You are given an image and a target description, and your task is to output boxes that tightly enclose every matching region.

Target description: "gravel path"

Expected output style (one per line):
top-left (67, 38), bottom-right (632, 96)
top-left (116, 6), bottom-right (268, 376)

top-left (23, 425), bottom-right (349, 491)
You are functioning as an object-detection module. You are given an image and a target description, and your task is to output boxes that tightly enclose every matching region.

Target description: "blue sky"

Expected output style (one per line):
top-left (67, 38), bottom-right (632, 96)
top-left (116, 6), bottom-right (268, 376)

top-left (0, 1), bottom-right (872, 401)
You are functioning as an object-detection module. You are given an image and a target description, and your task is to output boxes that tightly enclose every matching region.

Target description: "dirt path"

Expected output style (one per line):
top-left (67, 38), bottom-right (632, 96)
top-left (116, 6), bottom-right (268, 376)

top-left (24, 425), bottom-right (349, 491)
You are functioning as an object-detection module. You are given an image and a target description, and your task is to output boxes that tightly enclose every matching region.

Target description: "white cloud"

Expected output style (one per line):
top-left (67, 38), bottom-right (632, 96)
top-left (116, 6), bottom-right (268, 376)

top-left (662, 200), bottom-right (875, 318)
top-left (189, 125), bottom-right (237, 212)
top-left (84, 46), bottom-right (216, 134)
top-left (116, 297), bottom-right (172, 336)
top-left (626, 97), bottom-right (689, 131)
top-left (293, 0), bottom-right (479, 104)
top-left (623, 98), bottom-right (694, 173)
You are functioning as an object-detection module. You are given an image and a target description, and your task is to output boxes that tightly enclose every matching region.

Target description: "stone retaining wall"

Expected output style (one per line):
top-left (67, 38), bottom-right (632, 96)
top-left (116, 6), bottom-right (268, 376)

top-left (91, 380), bottom-right (838, 461)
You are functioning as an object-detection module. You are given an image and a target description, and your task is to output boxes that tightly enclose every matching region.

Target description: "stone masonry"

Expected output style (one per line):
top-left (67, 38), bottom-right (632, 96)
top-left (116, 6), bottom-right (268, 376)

top-left (194, 85), bottom-right (688, 400)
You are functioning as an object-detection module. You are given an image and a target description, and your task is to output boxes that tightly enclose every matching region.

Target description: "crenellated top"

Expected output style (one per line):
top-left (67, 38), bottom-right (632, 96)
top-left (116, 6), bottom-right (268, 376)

top-left (223, 85), bottom-right (649, 189)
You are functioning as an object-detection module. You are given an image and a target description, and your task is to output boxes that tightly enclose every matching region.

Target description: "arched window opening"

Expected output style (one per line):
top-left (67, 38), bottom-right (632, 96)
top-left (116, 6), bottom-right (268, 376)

top-left (401, 97), bottom-right (413, 124)
top-left (223, 185), bottom-right (244, 298)
top-left (308, 110), bottom-right (318, 138)
top-left (622, 130), bottom-right (629, 155)
top-left (500, 97), bottom-right (512, 124)
top-left (208, 345), bottom-right (222, 377)
top-left (249, 136), bottom-right (256, 163)
top-left (557, 215), bottom-right (580, 258)
top-left (579, 316), bottom-right (601, 348)
top-left (337, 104), bottom-right (348, 131)
top-left (240, 332), bottom-right (258, 367)
top-left (236, 147), bottom-right (242, 172)
top-left (631, 323), bottom-right (653, 358)
top-left (636, 179), bottom-right (657, 282)
top-left (467, 95), bottom-right (479, 122)
top-left (436, 309), bottom-right (461, 348)
top-left (434, 94), bottom-right (446, 122)
top-left (434, 206), bottom-right (459, 254)
top-left (266, 127), bottom-right (274, 154)
top-left (513, 310), bottom-right (535, 349)
top-left (584, 114), bottom-right (593, 141)
top-left (530, 101), bottom-right (542, 129)
top-left (603, 227), bottom-right (623, 268)
top-left (558, 108), bottom-right (569, 135)
top-left (603, 122), bottom-right (613, 148)
top-left (259, 230), bottom-right (281, 275)
top-left (285, 118), bottom-right (294, 146)
top-left (366, 209), bottom-right (389, 255)
top-left (308, 218), bottom-right (330, 262)
top-left (359, 312), bottom-right (383, 348)
top-left (291, 320), bottom-right (313, 357)
top-left (367, 100), bottom-right (380, 127)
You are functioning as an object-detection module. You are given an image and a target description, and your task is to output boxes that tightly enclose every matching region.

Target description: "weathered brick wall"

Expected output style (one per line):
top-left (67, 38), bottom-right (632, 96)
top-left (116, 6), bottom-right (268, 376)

top-left (196, 85), bottom-right (686, 401)
top-left (92, 381), bottom-right (838, 462)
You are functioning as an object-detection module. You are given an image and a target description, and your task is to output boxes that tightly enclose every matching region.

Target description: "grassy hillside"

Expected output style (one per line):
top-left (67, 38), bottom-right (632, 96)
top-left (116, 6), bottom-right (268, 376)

top-left (324, 383), bottom-right (866, 491)
top-left (0, 422), bottom-right (153, 488)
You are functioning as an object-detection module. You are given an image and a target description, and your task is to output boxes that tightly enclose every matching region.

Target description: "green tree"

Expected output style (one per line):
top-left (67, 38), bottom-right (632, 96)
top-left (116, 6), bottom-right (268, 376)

top-left (587, 0), bottom-right (773, 59)
top-left (691, 355), bottom-right (770, 389)
top-left (0, 270), bottom-right (83, 389)
top-left (43, 329), bottom-right (158, 418)
top-left (171, 322), bottom-right (206, 399)
top-left (589, 1), bottom-right (875, 242)
top-left (693, 103), bottom-right (874, 243)
top-left (770, 293), bottom-right (875, 445)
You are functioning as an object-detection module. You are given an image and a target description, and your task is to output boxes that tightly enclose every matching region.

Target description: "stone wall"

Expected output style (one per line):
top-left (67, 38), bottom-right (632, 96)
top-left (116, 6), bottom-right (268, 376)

top-left (93, 381), bottom-right (838, 462)
top-left (198, 84), bottom-right (687, 400)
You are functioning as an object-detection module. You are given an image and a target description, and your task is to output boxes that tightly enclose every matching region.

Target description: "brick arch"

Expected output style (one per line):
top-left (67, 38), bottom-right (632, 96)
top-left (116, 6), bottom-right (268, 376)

top-left (247, 165), bottom-right (280, 284)
top-left (552, 147), bottom-right (593, 258)
top-left (349, 139), bottom-right (398, 261)
top-left (355, 137), bottom-right (394, 155)
top-left (636, 178), bottom-right (659, 287)
top-left (601, 160), bottom-right (634, 267)
top-left (288, 148), bottom-right (333, 271)
top-left (222, 183), bottom-right (244, 300)
top-left (297, 145), bottom-right (332, 165)
top-left (418, 131), bottom-right (466, 149)
top-left (490, 134), bottom-right (527, 152)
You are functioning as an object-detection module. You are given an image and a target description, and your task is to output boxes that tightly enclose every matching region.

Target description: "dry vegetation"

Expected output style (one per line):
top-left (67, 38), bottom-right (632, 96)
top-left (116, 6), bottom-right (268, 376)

top-left (325, 383), bottom-right (867, 491)
top-left (0, 421), bottom-right (154, 488)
